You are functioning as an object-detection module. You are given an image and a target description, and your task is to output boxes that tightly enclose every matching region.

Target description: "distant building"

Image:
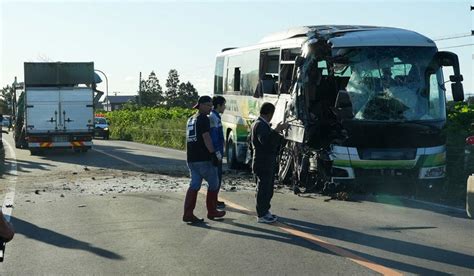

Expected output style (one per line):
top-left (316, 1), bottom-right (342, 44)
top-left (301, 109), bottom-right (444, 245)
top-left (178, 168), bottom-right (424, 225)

top-left (103, 95), bottom-right (136, 111)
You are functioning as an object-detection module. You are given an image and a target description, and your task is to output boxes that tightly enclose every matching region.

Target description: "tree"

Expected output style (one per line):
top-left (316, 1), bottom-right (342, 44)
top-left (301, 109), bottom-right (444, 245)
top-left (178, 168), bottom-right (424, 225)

top-left (164, 69), bottom-right (180, 107)
top-left (175, 82), bottom-right (199, 108)
top-left (122, 100), bottom-right (140, 111)
top-left (140, 71), bottom-right (163, 107)
top-left (0, 85), bottom-right (13, 114)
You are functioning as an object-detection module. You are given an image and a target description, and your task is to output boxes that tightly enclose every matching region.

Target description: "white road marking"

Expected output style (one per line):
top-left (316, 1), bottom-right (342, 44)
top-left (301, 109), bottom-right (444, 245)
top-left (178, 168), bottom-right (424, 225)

top-left (1, 138), bottom-right (17, 222)
top-left (404, 197), bottom-right (466, 214)
top-left (92, 148), bottom-right (142, 169)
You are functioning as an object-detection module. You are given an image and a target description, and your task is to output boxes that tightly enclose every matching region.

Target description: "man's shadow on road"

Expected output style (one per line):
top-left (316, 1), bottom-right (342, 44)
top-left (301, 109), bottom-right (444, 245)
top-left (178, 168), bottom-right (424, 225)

top-left (192, 207), bottom-right (474, 275)
top-left (10, 217), bottom-right (124, 260)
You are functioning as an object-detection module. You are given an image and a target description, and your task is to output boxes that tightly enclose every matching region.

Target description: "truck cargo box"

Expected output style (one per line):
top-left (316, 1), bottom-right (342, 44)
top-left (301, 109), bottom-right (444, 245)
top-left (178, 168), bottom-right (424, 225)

top-left (24, 62), bottom-right (95, 87)
top-left (26, 87), bottom-right (94, 133)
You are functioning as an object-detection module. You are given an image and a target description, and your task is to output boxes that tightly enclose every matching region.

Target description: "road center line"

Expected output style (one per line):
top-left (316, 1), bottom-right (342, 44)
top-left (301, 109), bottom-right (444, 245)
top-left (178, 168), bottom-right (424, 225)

top-left (93, 148), bottom-right (143, 169)
top-left (222, 198), bottom-right (402, 276)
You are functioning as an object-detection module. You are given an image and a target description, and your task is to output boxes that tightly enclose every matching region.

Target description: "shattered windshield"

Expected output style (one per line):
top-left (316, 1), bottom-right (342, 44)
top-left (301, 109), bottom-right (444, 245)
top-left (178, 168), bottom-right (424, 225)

top-left (334, 47), bottom-right (446, 121)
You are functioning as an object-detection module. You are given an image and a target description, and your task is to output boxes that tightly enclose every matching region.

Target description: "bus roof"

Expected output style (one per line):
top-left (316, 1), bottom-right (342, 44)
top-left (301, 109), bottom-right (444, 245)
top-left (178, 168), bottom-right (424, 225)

top-left (219, 25), bottom-right (436, 55)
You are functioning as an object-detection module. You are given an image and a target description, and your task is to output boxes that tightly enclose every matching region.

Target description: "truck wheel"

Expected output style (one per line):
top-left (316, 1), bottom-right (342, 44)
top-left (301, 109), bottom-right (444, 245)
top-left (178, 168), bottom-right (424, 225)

top-left (226, 134), bottom-right (239, 169)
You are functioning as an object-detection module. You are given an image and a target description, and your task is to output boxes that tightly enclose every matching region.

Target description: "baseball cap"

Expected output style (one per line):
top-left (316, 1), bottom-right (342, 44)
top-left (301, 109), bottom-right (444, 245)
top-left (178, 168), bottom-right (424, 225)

top-left (193, 95), bottom-right (213, 109)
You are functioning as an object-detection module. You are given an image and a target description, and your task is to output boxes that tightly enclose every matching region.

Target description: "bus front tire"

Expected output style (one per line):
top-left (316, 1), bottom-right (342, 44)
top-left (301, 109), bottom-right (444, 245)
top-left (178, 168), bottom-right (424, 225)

top-left (278, 145), bottom-right (293, 184)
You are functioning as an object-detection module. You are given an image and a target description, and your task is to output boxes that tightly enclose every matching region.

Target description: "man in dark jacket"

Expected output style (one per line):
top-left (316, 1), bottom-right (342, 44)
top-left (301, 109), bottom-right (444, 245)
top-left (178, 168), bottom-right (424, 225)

top-left (251, 102), bottom-right (287, 223)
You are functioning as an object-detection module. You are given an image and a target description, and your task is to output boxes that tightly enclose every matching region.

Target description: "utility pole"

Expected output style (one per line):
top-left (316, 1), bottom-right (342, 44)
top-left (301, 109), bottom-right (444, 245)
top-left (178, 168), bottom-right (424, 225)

top-left (138, 72), bottom-right (142, 106)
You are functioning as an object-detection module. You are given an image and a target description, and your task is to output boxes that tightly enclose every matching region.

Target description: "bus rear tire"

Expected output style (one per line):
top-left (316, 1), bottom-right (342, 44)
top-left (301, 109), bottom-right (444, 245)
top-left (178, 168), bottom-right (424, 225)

top-left (226, 135), bottom-right (239, 170)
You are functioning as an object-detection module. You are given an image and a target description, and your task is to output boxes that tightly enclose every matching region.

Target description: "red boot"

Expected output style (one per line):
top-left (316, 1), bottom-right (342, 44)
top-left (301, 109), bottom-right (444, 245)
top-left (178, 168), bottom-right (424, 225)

top-left (183, 188), bottom-right (204, 223)
top-left (207, 190), bottom-right (226, 220)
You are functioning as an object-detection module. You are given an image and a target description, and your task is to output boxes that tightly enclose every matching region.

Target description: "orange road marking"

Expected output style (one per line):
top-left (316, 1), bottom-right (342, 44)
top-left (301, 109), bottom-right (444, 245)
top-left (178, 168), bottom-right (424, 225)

top-left (218, 196), bottom-right (402, 276)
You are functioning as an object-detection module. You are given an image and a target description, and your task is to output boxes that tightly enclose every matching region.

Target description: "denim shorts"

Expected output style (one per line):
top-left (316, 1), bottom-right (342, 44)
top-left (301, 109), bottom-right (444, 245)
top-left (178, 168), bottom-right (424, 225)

top-left (187, 161), bottom-right (219, 192)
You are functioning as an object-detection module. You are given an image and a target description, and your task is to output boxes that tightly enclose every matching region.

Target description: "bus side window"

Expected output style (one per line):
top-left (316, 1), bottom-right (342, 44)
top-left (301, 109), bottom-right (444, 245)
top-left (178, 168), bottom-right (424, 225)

top-left (224, 54), bottom-right (242, 94)
top-left (214, 56), bottom-right (225, 95)
top-left (279, 64), bottom-right (294, 94)
top-left (234, 67), bottom-right (241, 91)
top-left (278, 48), bottom-right (301, 94)
top-left (258, 49), bottom-right (280, 95)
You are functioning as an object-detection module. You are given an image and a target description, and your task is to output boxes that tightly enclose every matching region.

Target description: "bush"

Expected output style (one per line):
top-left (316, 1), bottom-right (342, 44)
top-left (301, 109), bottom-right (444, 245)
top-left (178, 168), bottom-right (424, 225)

top-left (444, 101), bottom-right (474, 204)
top-left (104, 107), bottom-right (195, 150)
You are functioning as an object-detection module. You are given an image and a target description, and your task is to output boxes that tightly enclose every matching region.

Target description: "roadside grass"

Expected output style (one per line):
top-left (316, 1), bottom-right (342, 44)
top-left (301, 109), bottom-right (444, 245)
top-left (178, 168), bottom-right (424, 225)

top-left (111, 118), bottom-right (187, 150)
top-left (444, 101), bottom-right (474, 205)
top-left (445, 130), bottom-right (472, 206)
top-left (104, 107), bottom-right (193, 150)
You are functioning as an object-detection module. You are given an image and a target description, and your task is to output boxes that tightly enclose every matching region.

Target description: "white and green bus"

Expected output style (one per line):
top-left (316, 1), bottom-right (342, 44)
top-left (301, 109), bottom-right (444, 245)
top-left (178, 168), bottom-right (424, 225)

top-left (214, 25), bottom-right (464, 192)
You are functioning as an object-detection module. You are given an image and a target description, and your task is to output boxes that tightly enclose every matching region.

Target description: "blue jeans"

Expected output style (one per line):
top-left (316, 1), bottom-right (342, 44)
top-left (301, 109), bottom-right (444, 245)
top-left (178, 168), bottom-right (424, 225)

top-left (187, 161), bottom-right (219, 192)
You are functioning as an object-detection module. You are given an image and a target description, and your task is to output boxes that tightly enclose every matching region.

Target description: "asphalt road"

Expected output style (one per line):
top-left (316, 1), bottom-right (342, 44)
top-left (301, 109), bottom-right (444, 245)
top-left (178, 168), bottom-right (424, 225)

top-left (0, 131), bottom-right (473, 275)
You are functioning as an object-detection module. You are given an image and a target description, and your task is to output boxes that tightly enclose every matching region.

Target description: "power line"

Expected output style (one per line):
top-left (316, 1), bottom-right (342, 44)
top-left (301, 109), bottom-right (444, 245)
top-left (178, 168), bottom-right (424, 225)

top-left (433, 33), bottom-right (472, 41)
top-left (439, 43), bottom-right (474, 49)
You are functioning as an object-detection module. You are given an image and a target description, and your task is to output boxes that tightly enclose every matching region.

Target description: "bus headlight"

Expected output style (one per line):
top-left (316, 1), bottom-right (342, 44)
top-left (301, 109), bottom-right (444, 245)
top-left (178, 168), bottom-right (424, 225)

top-left (419, 166), bottom-right (446, 179)
top-left (104, 128), bottom-right (109, 131)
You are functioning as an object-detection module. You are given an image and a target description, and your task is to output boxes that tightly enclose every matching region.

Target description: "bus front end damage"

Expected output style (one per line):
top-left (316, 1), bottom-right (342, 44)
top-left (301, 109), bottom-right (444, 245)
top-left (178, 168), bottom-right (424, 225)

top-left (277, 28), bottom-right (464, 197)
top-left (278, 38), bottom-right (350, 197)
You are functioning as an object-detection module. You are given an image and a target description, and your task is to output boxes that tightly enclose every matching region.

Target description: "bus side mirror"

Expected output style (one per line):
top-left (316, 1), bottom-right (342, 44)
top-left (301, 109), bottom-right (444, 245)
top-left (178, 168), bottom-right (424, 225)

top-left (436, 51), bottom-right (464, 102)
top-left (452, 82), bottom-right (464, 102)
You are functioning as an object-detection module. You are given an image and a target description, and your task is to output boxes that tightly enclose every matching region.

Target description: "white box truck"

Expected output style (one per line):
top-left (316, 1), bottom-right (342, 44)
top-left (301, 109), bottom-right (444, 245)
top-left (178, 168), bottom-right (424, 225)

top-left (14, 62), bottom-right (99, 154)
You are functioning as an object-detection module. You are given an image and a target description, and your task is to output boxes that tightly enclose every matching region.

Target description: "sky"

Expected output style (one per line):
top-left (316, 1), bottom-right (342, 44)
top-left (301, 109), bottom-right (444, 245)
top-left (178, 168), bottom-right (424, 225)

top-left (1, 0), bottom-right (472, 100)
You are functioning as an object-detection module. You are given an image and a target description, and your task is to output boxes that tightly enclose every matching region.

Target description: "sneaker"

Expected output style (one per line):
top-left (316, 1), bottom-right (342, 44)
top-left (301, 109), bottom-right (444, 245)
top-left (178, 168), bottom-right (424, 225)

top-left (257, 213), bottom-right (277, 223)
top-left (267, 211), bottom-right (277, 219)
